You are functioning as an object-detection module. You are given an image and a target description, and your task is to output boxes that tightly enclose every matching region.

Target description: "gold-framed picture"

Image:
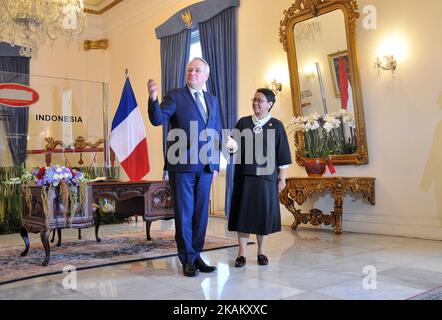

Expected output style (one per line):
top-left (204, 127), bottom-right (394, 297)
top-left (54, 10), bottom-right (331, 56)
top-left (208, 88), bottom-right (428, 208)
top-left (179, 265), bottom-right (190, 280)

top-left (328, 50), bottom-right (350, 98)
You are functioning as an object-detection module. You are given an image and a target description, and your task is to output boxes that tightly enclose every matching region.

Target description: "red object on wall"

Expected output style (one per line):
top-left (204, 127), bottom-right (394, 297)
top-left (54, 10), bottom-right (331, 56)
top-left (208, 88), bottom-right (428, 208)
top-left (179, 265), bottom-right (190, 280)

top-left (0, 83), bottom-right (39, 107)
top-left (338, 56), bottom-right (349, 109)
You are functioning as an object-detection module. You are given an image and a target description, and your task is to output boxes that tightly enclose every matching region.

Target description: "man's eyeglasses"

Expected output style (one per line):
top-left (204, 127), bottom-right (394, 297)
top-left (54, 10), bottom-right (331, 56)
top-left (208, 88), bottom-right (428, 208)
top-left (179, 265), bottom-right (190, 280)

top-left (251, 98), bottom-right (268, 104)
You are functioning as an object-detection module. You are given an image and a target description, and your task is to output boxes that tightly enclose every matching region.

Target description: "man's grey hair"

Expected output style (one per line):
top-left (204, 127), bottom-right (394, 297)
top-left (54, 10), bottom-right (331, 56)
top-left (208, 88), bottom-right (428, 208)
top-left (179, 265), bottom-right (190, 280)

top-left (188, 57), bottom-right (210, 75)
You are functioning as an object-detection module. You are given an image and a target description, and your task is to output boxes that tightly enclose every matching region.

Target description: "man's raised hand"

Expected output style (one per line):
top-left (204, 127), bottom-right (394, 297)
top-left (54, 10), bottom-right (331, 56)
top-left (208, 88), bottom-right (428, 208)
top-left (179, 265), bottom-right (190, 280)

top-left (147, 79), bottom-right (158, 101)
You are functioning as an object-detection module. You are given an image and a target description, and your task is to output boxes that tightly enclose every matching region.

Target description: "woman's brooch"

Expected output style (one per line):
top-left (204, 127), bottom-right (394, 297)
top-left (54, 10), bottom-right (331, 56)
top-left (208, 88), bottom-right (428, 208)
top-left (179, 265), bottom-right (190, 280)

top-left (253, 125), bottom-right (263, 134)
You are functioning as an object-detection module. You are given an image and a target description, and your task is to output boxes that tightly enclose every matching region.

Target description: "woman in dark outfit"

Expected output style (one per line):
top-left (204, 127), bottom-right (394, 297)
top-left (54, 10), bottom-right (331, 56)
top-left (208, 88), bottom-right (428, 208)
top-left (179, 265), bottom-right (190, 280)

top-left (228, 88), bottom-right (292, 267)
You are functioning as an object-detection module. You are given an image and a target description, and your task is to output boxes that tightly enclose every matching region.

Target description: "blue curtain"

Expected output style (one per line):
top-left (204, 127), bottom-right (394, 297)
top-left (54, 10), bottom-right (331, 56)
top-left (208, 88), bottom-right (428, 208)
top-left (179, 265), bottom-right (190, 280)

top-left (199, 7), bottom-right (238, 217)
top-left (0, 47), bottom-right (30, 166)
top-left (159, 29), bottom-right (191, 179)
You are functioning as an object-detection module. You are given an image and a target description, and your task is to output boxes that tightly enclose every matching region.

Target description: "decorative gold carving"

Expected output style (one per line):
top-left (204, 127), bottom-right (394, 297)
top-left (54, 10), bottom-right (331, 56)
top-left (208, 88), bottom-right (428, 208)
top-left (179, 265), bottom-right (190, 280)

top-left (181, 10), bottom-right (193, 28)
top-left (280, 0), bottom-right (359, 50)
top-left (44, 137), bottom-right (68, 150)
top-left (44, 137), bottom-right (104, 150)
top-left (35, 136), bottom-right (107, 166)
top-left (73, 136), bottom-right (105, 149)
top-left (279, 177), bottom-right (375, 234)
top-left (279, 0), bottom-right (368, 166)
top-left (151, 187), bottom-right (173, 211)
top-left (84, 39), bottom-right (109, 51)
top-left (29, 136), bottom-right (113, 167)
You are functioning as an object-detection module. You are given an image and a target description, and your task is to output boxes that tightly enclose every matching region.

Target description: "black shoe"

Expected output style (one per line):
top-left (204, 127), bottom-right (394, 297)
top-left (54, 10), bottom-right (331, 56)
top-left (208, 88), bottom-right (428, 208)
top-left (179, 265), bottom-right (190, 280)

top-left (195, 258), bottom-right (217, 273)
top-left (183, 263), bottom-right (198, 277)
top-left (235, 256), bottom-right (246, 268)
top-left (257, 254), bottom-right (268, 266)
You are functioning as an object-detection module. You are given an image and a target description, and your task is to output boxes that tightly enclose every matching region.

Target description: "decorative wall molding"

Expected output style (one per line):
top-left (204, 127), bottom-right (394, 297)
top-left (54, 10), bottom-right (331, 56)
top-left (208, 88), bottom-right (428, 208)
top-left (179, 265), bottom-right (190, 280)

top-left (343, 220), bottom-right (442, 241)
top-left (281, 206), bottom-right (442, 241)
top-left (84, 0), bottom-right (124, 15)
top-left (100, 0), bottom-right (181, 37)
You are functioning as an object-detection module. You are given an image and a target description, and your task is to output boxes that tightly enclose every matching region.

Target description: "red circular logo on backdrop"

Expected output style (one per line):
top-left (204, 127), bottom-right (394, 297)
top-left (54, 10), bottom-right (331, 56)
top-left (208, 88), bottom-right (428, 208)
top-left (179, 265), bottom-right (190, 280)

top-left (0, 83), bottom-right (39, 107)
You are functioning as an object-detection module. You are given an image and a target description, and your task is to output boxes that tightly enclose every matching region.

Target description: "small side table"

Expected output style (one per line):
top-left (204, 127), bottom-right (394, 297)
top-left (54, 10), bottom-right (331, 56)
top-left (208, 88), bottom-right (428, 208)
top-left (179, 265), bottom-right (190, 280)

top-left (279, 177), bottom-right (375, 234)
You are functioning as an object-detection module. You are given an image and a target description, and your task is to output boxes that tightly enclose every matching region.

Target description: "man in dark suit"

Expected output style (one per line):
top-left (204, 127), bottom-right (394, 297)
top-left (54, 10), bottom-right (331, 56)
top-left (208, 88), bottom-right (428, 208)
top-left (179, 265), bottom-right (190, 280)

top-left (147, 57), bottom-right (236, 277)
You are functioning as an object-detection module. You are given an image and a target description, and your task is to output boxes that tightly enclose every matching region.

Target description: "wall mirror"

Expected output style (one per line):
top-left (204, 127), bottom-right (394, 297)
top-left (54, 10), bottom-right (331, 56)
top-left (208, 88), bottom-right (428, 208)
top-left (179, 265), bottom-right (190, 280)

top-left (280, 0), bottom-right (368, 165)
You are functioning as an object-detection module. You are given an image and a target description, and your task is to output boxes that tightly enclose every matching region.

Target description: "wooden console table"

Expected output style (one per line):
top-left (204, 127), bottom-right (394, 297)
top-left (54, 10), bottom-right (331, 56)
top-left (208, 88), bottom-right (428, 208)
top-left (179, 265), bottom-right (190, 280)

top-left (279, 177), bottom-right (375, 234)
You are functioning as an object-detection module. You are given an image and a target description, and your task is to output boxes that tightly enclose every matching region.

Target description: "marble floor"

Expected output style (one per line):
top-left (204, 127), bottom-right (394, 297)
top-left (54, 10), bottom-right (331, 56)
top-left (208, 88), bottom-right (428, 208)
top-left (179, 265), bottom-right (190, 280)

top-left (1, 216), bottom-right (442, 300)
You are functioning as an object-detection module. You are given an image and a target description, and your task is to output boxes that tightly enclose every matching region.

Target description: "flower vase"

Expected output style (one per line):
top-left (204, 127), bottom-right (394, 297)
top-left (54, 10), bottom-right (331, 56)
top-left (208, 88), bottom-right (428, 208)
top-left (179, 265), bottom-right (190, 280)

top-left (304, 158), bottom-right (326, 177)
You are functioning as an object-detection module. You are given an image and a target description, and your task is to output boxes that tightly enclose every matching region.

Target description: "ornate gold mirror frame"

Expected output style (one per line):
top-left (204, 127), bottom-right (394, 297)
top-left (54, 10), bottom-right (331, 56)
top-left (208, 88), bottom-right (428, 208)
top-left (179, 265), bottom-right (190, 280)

top-left (280, 0), bottom-right (368, 166)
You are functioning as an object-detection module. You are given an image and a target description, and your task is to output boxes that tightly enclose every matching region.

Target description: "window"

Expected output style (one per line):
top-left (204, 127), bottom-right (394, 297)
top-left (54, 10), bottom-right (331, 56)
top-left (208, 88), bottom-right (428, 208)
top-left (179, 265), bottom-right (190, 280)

top-left (189, 29), bottom-right (202, 61)
top-left (188, 29), bottom-right (227, 171)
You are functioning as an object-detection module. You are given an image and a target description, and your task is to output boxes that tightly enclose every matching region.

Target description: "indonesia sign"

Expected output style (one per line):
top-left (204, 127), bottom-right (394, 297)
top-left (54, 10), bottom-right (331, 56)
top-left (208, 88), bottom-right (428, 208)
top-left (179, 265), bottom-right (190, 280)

top-left (0, 83), bottom-right (39, 107)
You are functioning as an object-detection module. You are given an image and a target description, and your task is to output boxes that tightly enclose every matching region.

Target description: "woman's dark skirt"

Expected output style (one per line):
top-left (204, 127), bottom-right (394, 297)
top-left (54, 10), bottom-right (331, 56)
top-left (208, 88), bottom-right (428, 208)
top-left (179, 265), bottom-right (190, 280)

top-left (228, 175), bottom-right (281, 235)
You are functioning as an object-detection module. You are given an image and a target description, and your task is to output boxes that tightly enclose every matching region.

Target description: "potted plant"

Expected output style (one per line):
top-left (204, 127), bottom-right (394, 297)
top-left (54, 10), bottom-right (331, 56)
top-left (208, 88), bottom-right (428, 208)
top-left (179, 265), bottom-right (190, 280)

top-left (287, 110), bottom-right (357, 177)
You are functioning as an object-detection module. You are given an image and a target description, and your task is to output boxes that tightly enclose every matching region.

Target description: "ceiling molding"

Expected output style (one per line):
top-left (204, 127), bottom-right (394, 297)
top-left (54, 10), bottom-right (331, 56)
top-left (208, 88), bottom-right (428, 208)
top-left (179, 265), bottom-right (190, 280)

top-left (100, 0), bottom-right (185, 36)
top-left (84, 0), bottom-right (125, 15)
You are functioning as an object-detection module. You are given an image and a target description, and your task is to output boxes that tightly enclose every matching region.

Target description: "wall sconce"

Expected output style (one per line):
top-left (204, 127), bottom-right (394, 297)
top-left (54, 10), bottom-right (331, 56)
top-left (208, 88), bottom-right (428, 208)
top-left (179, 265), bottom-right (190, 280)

top-left (84, 39), bottom-right (109, 51)
top-left (375, 55), bottom-right (397, 74)
top-left (303, 64), bottom-right (317, 80)
top-left (265, 79), bottom-right (282, 94)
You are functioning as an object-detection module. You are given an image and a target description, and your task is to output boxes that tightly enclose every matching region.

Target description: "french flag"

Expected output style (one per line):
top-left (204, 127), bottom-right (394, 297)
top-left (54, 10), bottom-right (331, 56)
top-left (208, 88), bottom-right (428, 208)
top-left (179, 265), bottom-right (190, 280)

top-left (338, 55), bottom-right (354, 113)
top-left (109, 77), bottom-right (150, 181)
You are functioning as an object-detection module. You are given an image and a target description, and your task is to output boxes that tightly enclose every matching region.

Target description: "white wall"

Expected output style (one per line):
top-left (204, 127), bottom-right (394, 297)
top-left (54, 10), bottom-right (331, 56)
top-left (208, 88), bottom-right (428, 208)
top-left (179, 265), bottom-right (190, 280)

top-left (28, 0), bottom-right (442, 240)
top-left (30, 13), bottom-right (105, 81)
top-left (342, 0), bottom-right (442, 239)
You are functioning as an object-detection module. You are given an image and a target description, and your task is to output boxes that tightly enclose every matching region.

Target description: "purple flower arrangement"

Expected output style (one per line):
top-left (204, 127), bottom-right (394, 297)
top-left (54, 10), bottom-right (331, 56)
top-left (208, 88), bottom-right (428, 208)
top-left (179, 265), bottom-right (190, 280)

top-left (31, 166), bottom-right (85, 187)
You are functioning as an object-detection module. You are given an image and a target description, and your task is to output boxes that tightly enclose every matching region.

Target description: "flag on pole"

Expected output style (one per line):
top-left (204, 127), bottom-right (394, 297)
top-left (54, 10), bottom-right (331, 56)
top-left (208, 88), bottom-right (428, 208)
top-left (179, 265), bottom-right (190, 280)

top-left (338, 55), bottom-right (354, 113)
top-left (109, 77), bottom-right (150, 181)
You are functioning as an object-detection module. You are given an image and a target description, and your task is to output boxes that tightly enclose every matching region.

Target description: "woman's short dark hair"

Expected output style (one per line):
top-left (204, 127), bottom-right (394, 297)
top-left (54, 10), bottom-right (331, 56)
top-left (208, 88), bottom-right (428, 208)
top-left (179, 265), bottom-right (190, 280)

top-left (257, 88), bottom-right (276, 111)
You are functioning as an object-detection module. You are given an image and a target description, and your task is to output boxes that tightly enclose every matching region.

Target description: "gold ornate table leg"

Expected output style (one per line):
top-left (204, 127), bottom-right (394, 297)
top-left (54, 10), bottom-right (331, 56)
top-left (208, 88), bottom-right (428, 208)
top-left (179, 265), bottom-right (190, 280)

top-left (290, 209), bottom-right (302, 230)
top-left (333, 193), bottom-right (344, 234)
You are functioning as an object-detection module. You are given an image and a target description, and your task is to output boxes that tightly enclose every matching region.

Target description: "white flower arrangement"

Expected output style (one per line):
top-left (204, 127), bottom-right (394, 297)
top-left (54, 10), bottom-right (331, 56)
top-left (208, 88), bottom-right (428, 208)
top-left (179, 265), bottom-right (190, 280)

top-left (287, 109), bottom-right (357, 158)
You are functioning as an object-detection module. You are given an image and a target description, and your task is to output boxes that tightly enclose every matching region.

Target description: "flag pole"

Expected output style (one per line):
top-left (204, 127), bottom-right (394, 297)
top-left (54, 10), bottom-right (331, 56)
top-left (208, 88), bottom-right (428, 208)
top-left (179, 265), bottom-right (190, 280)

top-left (103, 81), bottom-right (110, 169)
